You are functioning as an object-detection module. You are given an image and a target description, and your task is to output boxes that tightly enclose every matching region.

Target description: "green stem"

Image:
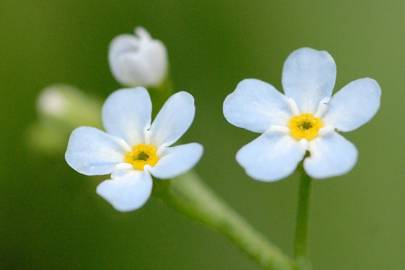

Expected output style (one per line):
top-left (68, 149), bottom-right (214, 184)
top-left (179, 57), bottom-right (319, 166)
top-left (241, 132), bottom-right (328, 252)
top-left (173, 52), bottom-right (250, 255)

top-left (154, 172), bottom-right (294, 270)
top-left (293, 168), bottom-right (313, 270)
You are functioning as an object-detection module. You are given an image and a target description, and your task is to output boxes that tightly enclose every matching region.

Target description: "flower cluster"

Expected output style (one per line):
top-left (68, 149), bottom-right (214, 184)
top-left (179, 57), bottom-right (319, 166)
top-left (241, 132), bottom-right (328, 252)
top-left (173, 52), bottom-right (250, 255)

top-left (65, 27), bottom-right (381, 212)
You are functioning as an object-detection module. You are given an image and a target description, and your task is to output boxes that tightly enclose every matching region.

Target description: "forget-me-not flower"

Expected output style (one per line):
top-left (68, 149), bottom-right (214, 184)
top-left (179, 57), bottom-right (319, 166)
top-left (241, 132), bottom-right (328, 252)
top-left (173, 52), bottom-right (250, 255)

top-left (66, 88), bottom-right (203, 211)
top-left (223, 48), bottom-right (381, 181)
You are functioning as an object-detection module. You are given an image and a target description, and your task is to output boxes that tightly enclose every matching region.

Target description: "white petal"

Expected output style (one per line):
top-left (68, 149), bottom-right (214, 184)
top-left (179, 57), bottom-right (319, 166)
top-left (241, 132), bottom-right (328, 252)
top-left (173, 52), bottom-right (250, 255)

top-left (148, 91), bottom-right (195, 147)
top-left (223, 79), bottom-right (291, 133)
top-left (323, 78), bottom-right (381, 132)
top-left (304, 132), bottom-right (358, 179)
top-left (65, 127), bottom-right (127, 176)
top-left (96, 171), bottom-right (153, 212)
top-left (236, 133), bottom-right (306, 182)
top-left (282, 48), bottom-right (336, 113)
top-left (149, 143), bottom-right (203, 179)
top-left (102, 88), bottom-right (152, 146)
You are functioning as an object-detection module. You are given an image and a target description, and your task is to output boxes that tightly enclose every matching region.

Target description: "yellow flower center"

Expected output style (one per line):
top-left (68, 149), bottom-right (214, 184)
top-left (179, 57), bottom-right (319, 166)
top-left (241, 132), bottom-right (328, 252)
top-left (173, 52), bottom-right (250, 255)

top-left (124, 144), bottom-right (159, 170)
top-left (288, 113), bottom-right (323, 141)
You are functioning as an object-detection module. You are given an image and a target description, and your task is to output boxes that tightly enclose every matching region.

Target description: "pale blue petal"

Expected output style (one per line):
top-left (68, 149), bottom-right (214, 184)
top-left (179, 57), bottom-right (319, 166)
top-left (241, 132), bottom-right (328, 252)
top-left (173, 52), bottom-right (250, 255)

top-left (282, 48), bottom-right (336, 113)
top-left (149, 143), bottom-right (203, 179)
top-left (148, 91), bottom-right (195, 147)
top-left (102, 88), bottom-right (152, 146)
top-left (323, 78), bottom-right (381, 132)
top-left (236, 133), bottom-right (306, 182)
top-left (223, 79), bottom-right (291, 133)
top-left (96, 171), bottom-right (153, 212)
top-left (304, 132), bottom-right (358, 179)
top-left (65, 127), bottom-right (127, 176)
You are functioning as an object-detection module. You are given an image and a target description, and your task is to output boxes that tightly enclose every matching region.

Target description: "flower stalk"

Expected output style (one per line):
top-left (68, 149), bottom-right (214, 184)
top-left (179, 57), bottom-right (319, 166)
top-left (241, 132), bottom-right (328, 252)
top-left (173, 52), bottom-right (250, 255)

top-left (154, 171), bottom-right (294, 270)
top-left (294, 166), bottom-right (313, 270)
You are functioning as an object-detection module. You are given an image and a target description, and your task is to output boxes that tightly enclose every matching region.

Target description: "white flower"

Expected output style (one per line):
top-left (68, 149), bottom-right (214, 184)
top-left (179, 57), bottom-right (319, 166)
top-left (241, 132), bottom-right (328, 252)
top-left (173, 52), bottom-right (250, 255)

top-left (223, 48), bottom-right (381, 181)
top-left (65, 88), bottom-right (203, 212)
top-left (109, 27), bottom-right (168, 87)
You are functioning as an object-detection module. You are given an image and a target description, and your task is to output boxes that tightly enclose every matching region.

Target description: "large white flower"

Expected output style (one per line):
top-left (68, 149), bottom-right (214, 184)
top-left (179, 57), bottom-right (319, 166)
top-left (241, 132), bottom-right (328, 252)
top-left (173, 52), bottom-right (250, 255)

top-left (109, 27), bottom-right (168, 87)
top-left (65, 88), bottom-right (203, 212)
top-left (223, 48), bottom-right (381, 181)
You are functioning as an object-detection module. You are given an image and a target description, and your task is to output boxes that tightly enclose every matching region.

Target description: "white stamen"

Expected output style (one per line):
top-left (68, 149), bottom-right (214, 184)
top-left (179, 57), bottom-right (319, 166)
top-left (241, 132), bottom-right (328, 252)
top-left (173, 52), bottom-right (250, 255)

top-left (144, 129), bottom-right (151, 145)
top-left (287, 98), bottom-right (300, 115)
top-left (315, 97), bottom-right (331, 117)
top-left (115, 163), bottom-right (133, 170)
top-left (112, 163), bottom-right (133, 178)
top-left (115, 138), bottom-right (132, 152)
top-left (157, 145), bottom-right (168, 156)
top-left (266, 125), bottom-right (289, 134)
top-left (319, 126), bottom-right (335, 136)
top-left (143, 165), bottom-right (152, 173)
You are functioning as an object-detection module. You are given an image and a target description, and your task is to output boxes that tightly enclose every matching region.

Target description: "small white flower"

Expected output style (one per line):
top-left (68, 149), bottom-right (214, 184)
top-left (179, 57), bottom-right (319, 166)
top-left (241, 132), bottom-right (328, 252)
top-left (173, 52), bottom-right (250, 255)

top-left (109, 27), bottom-right (168, 87)
top-left (223, 47), bottom-right (381, 181)
top-left (65, 88), bottom-right (203, 212)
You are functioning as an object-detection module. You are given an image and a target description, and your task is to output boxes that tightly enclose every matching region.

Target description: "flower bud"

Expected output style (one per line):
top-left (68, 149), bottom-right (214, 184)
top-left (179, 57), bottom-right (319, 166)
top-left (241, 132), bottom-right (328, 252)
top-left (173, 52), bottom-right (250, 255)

top-left (29, 85), bottom-right (102, 155)
top-left (37, 86), bottom-right (68, 118)
top-left (108, 27), bottom-right (168, 87)
top-left (36, 84), bottom-right (101, 127)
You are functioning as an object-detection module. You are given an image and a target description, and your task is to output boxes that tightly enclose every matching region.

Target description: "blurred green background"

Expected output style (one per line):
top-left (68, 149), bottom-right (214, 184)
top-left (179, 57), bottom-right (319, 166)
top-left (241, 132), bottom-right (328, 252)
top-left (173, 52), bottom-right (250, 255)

top-left (0, 0), bottom-right (404, 269)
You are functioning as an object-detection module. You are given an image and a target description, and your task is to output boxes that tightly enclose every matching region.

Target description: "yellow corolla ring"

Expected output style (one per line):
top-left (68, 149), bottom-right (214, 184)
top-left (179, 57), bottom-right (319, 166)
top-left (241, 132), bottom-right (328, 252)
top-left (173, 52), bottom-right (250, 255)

top-left (288, 113), bottom-right (323, 141)
top-left (125, 144), bottom-right (159, 170)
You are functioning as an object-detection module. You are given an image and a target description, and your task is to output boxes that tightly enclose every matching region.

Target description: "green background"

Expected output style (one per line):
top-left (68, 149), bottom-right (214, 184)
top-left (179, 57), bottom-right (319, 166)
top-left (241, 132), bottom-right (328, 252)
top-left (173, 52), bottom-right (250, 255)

top-left (0, 0), bottom-right (403, 269)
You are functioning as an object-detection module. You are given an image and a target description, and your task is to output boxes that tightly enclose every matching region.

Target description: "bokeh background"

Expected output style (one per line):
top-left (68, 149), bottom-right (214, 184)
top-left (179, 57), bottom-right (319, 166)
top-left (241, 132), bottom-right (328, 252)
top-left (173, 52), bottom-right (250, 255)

top-left (0, 0), bottom-right (404, 269)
